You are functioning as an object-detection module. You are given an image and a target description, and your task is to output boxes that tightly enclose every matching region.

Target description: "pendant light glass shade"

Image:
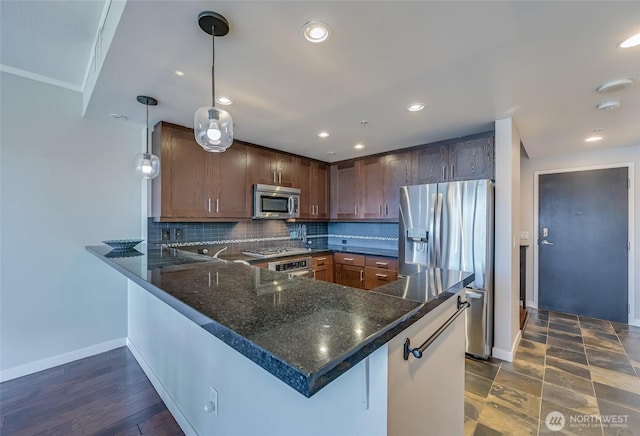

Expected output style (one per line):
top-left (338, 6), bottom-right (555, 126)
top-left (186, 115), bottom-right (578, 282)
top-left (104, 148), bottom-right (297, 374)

top-left (135, 152), bottom-right (160, 178)
top-left (195, 11), bottom-right (233, 153)
top-left (134, 95), bottom-right (160, 179)
top-left (194, 106), bottom-right (233, 152)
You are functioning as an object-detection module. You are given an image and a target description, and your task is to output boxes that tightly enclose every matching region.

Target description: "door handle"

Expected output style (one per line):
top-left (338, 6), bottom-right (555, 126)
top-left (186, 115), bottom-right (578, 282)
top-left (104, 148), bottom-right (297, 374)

top-left (541, 240), bottom-right (555, 246)
top-left (279, 172), bottom-right (282, 185)
top-left (360, 270), bottom-right (364, 282)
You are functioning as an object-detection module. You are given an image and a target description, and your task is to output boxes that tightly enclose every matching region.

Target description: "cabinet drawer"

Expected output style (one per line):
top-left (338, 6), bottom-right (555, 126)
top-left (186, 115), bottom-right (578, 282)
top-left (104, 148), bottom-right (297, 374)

top-left (334, 253), bottom-right (365, 266)
top-left (312, 255), bottom-right (331, 267)
top-left (364, 267), bottom-right (398, 290)
top-left (365, 256), bottom-right (398, 270)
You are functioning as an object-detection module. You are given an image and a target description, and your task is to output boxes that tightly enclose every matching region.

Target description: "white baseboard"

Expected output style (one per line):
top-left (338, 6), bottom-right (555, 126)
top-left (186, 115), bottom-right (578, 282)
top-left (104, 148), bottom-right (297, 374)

top-left (492, 330), bottom-right (522, 362)
top-left (0, 337), bottom-right (126, 382)
top-left (629, 317), bottom-right (640, 327)
top-left (126, 338), bottom-right (197, 436)
top-left (526, 300), bottom-right (537, 309)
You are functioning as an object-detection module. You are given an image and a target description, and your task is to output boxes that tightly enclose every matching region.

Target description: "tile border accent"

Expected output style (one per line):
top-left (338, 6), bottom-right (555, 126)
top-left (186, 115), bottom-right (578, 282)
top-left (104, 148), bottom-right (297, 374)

top-left (328, 234), bottom-right (399, 241)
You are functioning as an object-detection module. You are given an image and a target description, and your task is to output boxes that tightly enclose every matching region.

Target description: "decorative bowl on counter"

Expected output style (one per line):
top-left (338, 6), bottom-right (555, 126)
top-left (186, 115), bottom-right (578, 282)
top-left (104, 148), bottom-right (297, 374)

top-left (102, 239), bottom-right (144, 251)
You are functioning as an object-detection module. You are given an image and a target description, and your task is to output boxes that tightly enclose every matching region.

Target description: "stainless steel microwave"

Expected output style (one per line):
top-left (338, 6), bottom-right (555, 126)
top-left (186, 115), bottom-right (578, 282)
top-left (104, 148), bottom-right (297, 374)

top-left (253, 184), bottom-right (300, 219)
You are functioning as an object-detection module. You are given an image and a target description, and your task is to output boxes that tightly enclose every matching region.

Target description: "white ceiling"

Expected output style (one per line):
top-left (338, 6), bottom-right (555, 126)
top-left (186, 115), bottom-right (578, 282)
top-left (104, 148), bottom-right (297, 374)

top-left (2, 1), bottom-right (639, 162)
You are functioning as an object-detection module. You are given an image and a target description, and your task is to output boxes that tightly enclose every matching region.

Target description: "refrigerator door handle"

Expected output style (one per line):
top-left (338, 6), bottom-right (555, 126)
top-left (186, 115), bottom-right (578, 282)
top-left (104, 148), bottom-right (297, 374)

top-left (429, 193), bottom-right (437, 267)
top-left (434, 192), bottom-right (443, 266)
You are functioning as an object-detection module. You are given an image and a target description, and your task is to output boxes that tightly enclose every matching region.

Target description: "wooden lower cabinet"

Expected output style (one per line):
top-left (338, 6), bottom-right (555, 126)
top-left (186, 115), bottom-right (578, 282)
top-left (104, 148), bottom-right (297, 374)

top-left (335, 263), bottom-right (365, 289)
top-left (311, 254), bottom-right (333, 282)
top-left (364, 267), bottom-right (398, 290)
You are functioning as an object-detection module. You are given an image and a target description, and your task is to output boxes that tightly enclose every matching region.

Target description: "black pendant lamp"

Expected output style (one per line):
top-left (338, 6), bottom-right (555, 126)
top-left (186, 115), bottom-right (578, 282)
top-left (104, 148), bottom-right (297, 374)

top-left (194, 11), bottom-right (233, 152)
top-left (134, 96), bottom-right (160, 179)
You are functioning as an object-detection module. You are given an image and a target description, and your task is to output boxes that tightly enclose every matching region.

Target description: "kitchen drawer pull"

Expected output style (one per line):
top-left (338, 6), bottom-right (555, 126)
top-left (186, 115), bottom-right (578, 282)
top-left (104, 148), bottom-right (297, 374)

top-left (343, 257), bottom-right (354, 261)
top-left (316, 257), bottom-right (326, 261)
top-left (403, 296), bottom-right (470, 360)
top-left (375, 262), bottom-right (389, 267)
top-left (375, 273), bottom-right (388, 279)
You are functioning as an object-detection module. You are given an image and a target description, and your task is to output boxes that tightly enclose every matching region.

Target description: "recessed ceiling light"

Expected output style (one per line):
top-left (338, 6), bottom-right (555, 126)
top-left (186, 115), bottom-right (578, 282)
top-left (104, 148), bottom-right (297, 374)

top-left (407, 103), bottom-right (425, 112)
top-left (619, 32), bottom-right (640, 48)
top-left (302, 21), bottom-right (330, 43)
top-left (109, 113), bottom-right (128, 120)
top-left (175, 70), bottom-right (184, 76)
top-left (317, 131), bottom-right (330, 138)
top-left (354, 143), bottom-right (365, 150)
top-left (585, 136), bottom-right (603, 142)
top-left (216, 96), bottom-right (232, 105)
top-left (596, 79), bottom-right (634, 93)
top-left (597, 100), bottom-right (621, 111)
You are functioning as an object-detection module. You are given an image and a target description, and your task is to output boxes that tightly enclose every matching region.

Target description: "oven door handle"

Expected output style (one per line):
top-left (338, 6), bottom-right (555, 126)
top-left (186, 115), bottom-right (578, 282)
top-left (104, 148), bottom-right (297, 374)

top-left (288, 269), bottom-right (311, 278)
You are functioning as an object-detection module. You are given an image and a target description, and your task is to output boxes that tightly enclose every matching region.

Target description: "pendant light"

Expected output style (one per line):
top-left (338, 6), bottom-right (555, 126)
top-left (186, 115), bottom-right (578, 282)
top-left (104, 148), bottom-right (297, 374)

top-left (134, 96), bottom-right (160, 179)
top-left (194, 11), bottom-right (233, 152)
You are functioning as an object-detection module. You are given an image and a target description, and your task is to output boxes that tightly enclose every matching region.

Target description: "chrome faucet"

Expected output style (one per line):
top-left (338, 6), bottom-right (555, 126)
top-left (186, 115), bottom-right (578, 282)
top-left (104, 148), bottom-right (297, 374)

top-left (212, 247), bottom-right (228, 258)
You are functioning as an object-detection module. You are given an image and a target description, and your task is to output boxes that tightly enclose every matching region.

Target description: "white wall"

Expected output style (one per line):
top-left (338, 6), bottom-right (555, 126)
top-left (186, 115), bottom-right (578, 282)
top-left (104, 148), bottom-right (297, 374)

top-left (493, 118), bottom-right (521, 361)
top-left (0, 73), bottom-right (143, 378)
top-left (521, 144), bottom-right (640, 325)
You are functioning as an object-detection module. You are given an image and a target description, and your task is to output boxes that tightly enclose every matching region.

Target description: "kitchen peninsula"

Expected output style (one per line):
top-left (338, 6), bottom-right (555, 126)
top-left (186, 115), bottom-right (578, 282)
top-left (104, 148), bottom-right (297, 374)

top-left (88, 244), bottom-right (473, 436)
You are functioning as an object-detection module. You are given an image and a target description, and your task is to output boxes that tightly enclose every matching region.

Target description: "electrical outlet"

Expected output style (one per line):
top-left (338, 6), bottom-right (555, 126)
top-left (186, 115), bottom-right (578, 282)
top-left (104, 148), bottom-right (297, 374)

top-left (342, 239), bottom-right (347, 244)
top-left (203, 386), bottom-right (218, 416)
top-left (161, 229), bottom-right (171, 241)
top-left (175, 228), bottom-right (184, 240)
top-left (519, 231), bottom-right (529, 240)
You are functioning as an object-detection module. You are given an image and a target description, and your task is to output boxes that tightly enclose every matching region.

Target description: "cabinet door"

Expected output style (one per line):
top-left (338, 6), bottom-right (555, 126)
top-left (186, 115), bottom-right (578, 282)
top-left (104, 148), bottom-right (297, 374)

top-left (158, 124), bottom-right (211, 218)
top-left (250, 148), bottom-right (278, 185)
top-left (298, 159), bottom-right (313, 219)
top-left (383, 152), bottom-right (411, 219)
top-left (411, 145), bottom-right (448, 184)
top-left (330, 162), bottom-right (359, 219)
top-left (312, 255), bottom-right (333, 282)
top-left (215, 143), bottom-right (252, 218)
top-left (364, 267), bottom-right (398, 290)
top-left (449, 136), bottom-right (495, 181)
top-left (314, 163), bottom-right (329, 219)
top-left (359, 157), bottom-right (385, 219)
top-left (275, 154), bottom-right (296, 187)
top-left (335, 264), bottom-right (365, 289)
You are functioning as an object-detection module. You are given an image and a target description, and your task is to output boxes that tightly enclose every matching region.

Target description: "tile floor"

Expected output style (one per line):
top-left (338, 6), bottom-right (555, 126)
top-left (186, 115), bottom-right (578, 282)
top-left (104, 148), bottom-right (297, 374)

top-left (465, 309), bottom-right (640, 436)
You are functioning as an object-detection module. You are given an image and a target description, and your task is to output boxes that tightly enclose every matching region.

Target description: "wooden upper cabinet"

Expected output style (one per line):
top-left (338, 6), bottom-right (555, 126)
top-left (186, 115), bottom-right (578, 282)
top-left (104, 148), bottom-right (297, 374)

top-left (411, 133), bottom-right (495, 184)
top-left (214, 143), bottom-right (251, 217)
top-left (152, 123), bottom-right (209, 219)
top-left (383, 152), bottom-right (411, 219)
top-left (412, 145), bottom-right (448, 184)
top-left (448, 136), bottom-right (495, 181)
top-left (359, 157), bottom-right (385, 219)
top-left (249, 148), bottom-right (296, 187)
top-left (297, 159), bottom-right (313, 219)
top-left (330, 161), bottom-right (359, 219)
top-left (151, 122), bottom-right (251, 220)
top-left (313, 163), bottom-right (329, 219)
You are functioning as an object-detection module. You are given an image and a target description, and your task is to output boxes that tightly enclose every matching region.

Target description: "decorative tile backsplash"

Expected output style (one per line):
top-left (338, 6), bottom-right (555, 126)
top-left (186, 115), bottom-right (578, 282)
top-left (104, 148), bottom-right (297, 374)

top-left (148, 219), bottom-right (399, 253)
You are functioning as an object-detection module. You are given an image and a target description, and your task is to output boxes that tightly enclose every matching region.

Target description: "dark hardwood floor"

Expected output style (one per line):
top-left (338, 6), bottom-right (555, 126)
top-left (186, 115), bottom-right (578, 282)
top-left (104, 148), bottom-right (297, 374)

top-left (0, 347), bottom-right (183, 435)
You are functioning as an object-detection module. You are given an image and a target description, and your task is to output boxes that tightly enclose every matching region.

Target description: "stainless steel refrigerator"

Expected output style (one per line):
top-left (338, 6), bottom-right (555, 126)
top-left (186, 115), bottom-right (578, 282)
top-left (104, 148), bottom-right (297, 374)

top-left (398, 180), bottom-right (494, 359)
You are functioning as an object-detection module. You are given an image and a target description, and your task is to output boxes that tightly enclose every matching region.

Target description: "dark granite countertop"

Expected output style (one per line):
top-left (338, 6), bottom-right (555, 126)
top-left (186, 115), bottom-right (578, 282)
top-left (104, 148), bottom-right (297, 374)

top-left (87, 243), bottom-right (472, 397)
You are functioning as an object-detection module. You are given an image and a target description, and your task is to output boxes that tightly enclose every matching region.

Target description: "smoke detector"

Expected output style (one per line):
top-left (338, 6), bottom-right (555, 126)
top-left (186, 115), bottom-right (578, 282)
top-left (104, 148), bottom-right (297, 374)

top-left (597, 100), bottom-right (621, 111)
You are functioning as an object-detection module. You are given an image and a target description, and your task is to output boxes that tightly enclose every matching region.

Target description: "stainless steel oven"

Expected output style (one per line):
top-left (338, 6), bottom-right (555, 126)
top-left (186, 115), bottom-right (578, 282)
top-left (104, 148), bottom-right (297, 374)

top-left (253, 184), bottom-right (300, 219)
top-left (267, 257), bottom-right (312, 278)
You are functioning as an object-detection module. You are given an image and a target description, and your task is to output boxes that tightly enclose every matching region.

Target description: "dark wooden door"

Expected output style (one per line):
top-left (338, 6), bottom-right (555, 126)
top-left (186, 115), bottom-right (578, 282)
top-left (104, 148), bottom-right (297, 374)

top-left (215, 143), bottom-right (251, 218)
top-left (360, 157), bottom-right (385, 219)
top-left (383, 152), bottom-right (411, 219)
top-left (161, 124), bottom-right (210, 218)
top-left (412, 145), bottom-right (448, 184)
top-left (336, 264), bottom-right (364, 289)
top-left (314, 163), bottom-right (329, 219)
top-left (538, 168), bottom-right (628, 322)
top-left (330, 162), bottom-right (359, 219)
top-left (448, 136), bottom-right (494, 181)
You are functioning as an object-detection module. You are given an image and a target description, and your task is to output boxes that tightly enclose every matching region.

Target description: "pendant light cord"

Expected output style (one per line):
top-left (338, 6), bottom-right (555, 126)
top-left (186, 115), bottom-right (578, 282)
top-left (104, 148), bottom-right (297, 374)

top-left (211, 22), bottom-right (216, 107)
top-left (145, 100), bottom-right (150, 154)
